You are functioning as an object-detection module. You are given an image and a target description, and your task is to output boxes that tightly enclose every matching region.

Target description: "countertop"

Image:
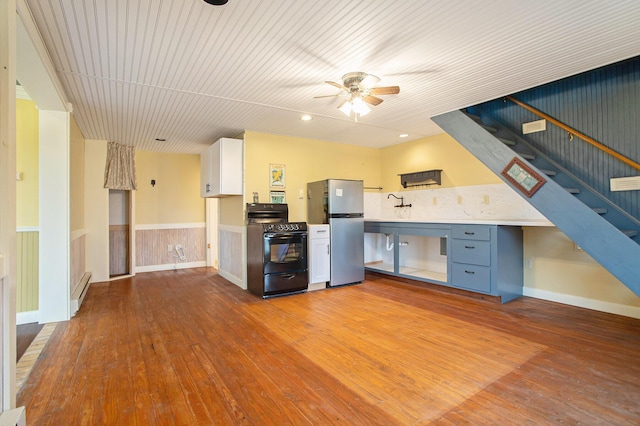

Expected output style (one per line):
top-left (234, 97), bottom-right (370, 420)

top-left (364, 218), bottom-right (555, 227)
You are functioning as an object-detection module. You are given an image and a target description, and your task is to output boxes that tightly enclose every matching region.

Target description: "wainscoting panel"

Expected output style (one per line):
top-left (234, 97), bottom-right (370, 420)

top-left (17, 230), bottom-right (39, 313)
top-left (218, 225), bottom-right (245, 288)
top-left (136, 225), bottom-right (206, 269)
top-left (109, 225), bottom-right (129, 276)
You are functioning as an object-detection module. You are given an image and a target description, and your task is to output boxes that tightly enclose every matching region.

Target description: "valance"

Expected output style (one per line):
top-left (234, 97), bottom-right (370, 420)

top-left (104, 141), bottom-right (137, 190)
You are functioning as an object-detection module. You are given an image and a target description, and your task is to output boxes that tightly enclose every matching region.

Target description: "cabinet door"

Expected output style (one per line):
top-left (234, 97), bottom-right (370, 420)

top-left (200, 145), bottom-right (213, 197)
top-left (217, 138), bottom-right (243, 195)
top-left (309, 238), bottom-right (330, 284)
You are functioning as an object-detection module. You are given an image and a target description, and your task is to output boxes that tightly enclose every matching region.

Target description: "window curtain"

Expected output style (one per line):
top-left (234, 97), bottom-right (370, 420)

top-left (104, 141), bottom-right (137, 190)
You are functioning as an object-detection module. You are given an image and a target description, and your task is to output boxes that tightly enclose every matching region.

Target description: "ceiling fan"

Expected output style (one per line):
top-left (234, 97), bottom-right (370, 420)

top-left (315, 72), bottom-right (400, 121)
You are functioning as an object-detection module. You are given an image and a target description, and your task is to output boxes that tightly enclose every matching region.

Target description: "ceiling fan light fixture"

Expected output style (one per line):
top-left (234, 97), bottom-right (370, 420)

top-left (351, 96), bottom-right (370, 116)
top-left (338, 100), bottom-right (352, 116)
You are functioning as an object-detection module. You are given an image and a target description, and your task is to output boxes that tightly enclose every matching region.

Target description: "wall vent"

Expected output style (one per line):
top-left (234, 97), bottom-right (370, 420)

top-left (610, 176), bottom-right (640, 191)
top-left (522, 119), bottom-right (546, 134)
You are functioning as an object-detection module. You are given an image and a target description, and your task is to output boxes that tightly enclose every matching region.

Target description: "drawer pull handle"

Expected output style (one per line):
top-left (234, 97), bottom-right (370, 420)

top-left (464, 231), bottom-right (475, 235)
top-left (464, 245), bottom-right (475, 249)
top-left (464, 270), bottom-right (475, 275)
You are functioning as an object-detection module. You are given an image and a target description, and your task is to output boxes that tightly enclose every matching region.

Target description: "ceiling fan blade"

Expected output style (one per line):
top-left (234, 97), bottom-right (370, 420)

top-left (325, 80), bottom-right (346, 90)
top-left (363, 95), bottom-right (383, 106)
top-left (313, 93), bottom-right (343, 99)
top-left (369, 86), bottom-right (400, 95)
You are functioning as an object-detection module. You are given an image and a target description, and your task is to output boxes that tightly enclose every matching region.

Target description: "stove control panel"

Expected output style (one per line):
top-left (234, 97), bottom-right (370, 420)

top-left (263, 222), bottom-right (307, 232)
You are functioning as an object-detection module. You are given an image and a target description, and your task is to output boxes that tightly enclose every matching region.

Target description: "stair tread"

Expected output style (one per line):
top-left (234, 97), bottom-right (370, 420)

top-left (591, 208), bottom-right (608, 214)
top-left (499, 138), bottom-right (516, 146)
top-left (465, 113), bottom-right (481, 122)
top-left (519, 153), bottom-right (535, 160)
top-left (623, 230), bottom-right (638, 237)
top-left (539, 169), bottom-right (556, 176)
top-left (481, 124), bottom-right (498, 133)
top-left (564, 187), bottom-right (581, 194)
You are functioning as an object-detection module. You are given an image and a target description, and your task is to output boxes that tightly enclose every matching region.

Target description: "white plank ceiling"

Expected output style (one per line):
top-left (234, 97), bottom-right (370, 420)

top-left (18, 0), bottom-right (640, 153)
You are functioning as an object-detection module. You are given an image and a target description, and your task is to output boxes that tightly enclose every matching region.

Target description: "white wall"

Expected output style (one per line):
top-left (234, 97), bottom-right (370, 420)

top-left (84, 140), bottom-right (109, 282)
top-left (38, 110), bottom-right (70, 323)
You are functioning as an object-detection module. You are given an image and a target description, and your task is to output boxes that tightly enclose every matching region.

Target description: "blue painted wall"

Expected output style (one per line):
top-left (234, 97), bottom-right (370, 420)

top-left (477, 57), bottom-right (639, 220)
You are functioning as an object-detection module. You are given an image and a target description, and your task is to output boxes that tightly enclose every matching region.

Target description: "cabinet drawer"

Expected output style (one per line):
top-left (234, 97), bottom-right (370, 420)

top-left (451, 263), bottom-right (491, 292)
top-left (452, 225), bottom-right (491, 241)
top-left (451, 239), bottom-right (491, 266)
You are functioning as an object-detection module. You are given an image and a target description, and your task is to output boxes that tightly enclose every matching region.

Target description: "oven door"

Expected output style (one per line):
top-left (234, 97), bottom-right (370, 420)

top-left (263, 233), bottom-right (307, 274)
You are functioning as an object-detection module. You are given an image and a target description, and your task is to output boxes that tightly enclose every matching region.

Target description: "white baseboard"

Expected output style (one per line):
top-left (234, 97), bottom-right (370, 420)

top-left (524, 287), bottom-right (640, 319)
top-left (71, 272), bottom-right (92, 317)
top-left (218, 269), bottom-right (246, 289)
top-left (16, 311), bottom-right (39, 325)
top-left (136, 261), bottom-right (206, 273)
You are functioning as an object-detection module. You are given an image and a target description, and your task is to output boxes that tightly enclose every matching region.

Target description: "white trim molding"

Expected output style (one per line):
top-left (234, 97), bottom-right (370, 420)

top-left (16, 310), bottom-right (39, 325)
top-left (135, 261), bottom-right (206, 274)
top-left (16, 227), bottom-right (38, 232)
top-left (70, 228), bottom-right (87, 241)
top-left (135, 222), bottom-right (205, 230)
top-left (524, 287), bottom-right (640, 319)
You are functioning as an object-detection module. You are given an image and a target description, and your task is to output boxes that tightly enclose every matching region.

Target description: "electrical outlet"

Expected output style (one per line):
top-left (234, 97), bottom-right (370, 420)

top-left (457, 195), bottom-right (463, 204)
top-left (483, 195), bottom-right (490, 204)
top-left (525, 258), bottom-right (533, 269)
top-left (168, 244), bottom-right (173, 252)
top-left (432, 197), bottom-right (437, 205)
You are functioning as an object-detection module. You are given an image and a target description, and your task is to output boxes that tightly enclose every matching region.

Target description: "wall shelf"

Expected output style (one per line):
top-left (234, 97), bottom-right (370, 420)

top-left (399, 169), bottom-right (442, 188)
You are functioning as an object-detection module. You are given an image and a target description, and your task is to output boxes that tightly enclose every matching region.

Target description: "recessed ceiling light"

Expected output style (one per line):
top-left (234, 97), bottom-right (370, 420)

top-left (300, 115), bottom-right (312, 121)
top-left (155, 138), bottom-right (166, 142)
top-left (399, 133), bottom-right (409, 138)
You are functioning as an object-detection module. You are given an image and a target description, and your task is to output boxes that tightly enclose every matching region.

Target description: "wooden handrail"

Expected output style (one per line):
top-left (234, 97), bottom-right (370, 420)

top-left (506, 95), bottom-right (640, 171)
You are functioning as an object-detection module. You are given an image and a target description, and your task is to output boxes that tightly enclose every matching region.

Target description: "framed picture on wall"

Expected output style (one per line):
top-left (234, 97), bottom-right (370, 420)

top-left (269, 164), bottom-right (285, 188)
top-left (501, 157), bottom-right (546, 197)
top-left (270, 191), bottom-right (286, 204)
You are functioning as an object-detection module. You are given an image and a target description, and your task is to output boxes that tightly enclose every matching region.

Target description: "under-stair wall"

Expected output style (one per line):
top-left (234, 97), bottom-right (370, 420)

top-left (472, 56), bottom-right (639, 219)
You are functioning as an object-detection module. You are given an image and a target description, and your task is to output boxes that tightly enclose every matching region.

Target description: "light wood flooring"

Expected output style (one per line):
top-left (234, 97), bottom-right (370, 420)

top-left (17, 268), bottom-right (640, 424)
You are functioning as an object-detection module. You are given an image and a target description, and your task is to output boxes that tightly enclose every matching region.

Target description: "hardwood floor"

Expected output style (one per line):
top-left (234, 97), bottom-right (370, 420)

top-left (17, 323), bottom-right (44, 361)
top-left (17, 268), bottom-right (640, 424)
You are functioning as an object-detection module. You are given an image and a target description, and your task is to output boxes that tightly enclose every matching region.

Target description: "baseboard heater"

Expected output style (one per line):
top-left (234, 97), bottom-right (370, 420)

top-left (71, 272), bottom-right (92, 317)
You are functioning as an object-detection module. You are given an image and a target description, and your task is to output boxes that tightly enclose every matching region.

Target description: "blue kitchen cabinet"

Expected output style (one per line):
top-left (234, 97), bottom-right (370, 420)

top-left (364, 221), bottom-right (523, 303)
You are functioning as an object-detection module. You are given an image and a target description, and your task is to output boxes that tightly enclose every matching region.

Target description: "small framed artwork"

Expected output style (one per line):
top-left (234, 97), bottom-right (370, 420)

top-left (270, 191), bottom-right (286, 204)
top-left (501, 157), bottom-right (547, 198)
top-left (269, 164), bottom-right (285, 188)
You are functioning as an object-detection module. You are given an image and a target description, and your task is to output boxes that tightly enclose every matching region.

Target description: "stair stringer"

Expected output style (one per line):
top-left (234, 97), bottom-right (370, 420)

top-left (432, 109), bottom-right (640, 296)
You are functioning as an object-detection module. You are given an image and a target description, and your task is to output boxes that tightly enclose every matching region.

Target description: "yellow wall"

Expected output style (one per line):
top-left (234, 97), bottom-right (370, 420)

top-left (135, 151), bottom-right (204, 224)
top-left (244, 131), bottom-right (382, 222)
top-left (380, 133), bottom-right (501, 192)
top-left (523, 227), bottom-right (640, 307)
top-left (69, 114), bottom-right (85, 232)
top-left (16, 98), bottom-right (39, 227)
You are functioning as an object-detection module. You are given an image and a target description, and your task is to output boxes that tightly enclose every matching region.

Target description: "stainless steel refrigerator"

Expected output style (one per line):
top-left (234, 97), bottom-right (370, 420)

top-left (307, 179), bottom-right (364, 287)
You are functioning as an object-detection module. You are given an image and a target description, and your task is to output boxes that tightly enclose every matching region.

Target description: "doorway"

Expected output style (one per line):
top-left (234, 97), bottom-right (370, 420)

top-left (109, 190), bottom-right (131, 277)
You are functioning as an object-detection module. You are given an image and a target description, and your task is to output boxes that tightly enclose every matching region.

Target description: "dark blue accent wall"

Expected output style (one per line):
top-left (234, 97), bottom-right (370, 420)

top-left (477, 57), bottom-right (639, 220)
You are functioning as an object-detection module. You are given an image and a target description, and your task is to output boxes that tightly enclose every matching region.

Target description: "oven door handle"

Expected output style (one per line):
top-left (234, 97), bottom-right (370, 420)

top-left (264, 233), bottom-right (305, 240)
top-left (281, 273), bottom-right (296, 280)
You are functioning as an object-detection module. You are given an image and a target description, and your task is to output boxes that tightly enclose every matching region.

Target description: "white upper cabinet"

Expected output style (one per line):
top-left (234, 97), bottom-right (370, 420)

top-left (200, 138), bottom-right (243, 197)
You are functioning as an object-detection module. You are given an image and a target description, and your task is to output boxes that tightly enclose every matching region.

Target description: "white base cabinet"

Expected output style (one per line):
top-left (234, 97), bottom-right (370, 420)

top-left (200, 137), bottom-right (243, 197)
top-left (308, 224), bottom-right (330, 288)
